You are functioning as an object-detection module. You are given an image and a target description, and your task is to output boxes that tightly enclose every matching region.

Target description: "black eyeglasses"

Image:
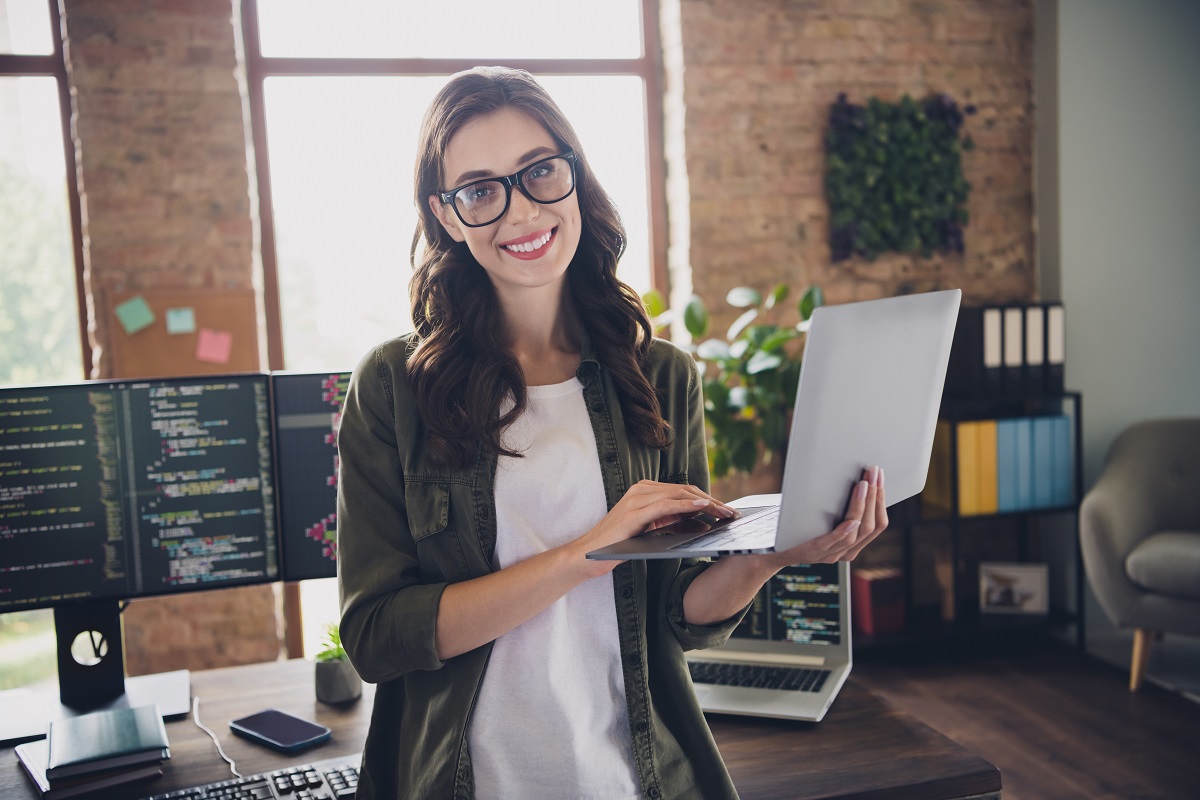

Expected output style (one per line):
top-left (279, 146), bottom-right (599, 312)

top-left (438, 152), bottom-right (577, 228)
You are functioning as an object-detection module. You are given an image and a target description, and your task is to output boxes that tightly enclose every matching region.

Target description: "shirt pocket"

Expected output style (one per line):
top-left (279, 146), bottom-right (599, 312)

top-left (404, 480), bottom-right (470, 583)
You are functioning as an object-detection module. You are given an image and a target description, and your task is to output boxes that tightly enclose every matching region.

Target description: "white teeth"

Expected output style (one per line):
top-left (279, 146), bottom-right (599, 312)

top-left (504, 231), bottom-right (552, 253)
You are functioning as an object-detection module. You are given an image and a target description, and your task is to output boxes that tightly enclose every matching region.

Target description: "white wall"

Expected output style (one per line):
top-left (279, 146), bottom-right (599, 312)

top-left (1054, 0), bottom-right (1200, 488)
top-left (1042, 0), bottom-right (1200, 656)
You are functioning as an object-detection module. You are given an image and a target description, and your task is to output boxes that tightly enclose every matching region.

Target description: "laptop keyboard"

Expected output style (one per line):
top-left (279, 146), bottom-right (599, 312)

top-left (671, 507), bottom-right (779, 550)
top-left (136, 753), bottom-right (360, 799)
top-left (688, 660), bottom-right (831, 693)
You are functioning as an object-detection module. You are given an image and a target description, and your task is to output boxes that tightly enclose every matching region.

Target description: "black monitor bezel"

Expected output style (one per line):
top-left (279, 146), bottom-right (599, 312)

top-left (0, 371), bottom-right (280, 615)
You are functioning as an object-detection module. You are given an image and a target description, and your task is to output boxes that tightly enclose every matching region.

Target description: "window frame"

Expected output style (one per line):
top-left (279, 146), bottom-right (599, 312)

top-left (0, 0), bottom-right (90, 376)
top-left (239, 0), bottom-right (667, 374)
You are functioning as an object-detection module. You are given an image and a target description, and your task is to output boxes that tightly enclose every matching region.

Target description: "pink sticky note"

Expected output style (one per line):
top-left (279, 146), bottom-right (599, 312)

top-left (196, 328), bottom-right (233, 364)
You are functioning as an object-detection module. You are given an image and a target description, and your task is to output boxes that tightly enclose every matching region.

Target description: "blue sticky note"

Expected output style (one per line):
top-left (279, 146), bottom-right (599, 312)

top-left (166, 307), bottom-right (196, 335)
top-left (114, 295), bottom-right (155, 335)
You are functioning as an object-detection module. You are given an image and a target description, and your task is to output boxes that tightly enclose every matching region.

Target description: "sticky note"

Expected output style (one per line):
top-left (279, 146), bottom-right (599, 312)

top-left (196, 328), bottom-right (233, 364)
top-left (114, 295), bottom-right (155, 335)
top-left (165, 307), bottom-right (196, 334)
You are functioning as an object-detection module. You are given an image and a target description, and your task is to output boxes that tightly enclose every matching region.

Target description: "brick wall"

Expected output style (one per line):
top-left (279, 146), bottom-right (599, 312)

top-left (61, 0), bottom-right (257, 378)
top-left (666, 0), bottom-right (1035, 334)
top-left (59, 0), bottom-right (278, 672)
top-left (54, 0), bottom-right (1037, 665)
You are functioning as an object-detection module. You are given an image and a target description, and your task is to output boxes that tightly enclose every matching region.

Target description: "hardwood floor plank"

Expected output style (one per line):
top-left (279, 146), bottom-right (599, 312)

top-left (853, 638), bottom-right (1200, 800)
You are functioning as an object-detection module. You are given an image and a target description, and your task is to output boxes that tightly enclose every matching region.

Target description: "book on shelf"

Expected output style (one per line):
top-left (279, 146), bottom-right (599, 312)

top-left (14, 739), bottom-right (164, 800)
top-left (922, 414), bottom-right (1073, 516)
top-left (851, 566), bottom-right (905, 637)
top-left (44, 703), bottom-right (170, 781)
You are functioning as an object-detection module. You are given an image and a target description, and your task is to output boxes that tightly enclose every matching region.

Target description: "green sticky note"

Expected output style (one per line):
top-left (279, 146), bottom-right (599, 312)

top-left (114, 295), bottom-right (155, 335)
top-left (166, 307), bottom-right (196, 334)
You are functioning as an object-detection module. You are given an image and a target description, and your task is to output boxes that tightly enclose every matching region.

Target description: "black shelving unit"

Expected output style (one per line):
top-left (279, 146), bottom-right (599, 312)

top-left (858, 391), bottom-right (1085, 651)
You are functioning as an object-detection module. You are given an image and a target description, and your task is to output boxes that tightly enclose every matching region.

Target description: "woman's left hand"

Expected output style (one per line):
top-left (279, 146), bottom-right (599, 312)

top-left (752, 465), bottom-right (888, 570)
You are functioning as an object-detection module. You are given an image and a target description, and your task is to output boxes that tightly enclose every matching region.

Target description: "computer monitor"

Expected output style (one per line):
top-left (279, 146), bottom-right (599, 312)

top-left (270, 371), bottom-right (350, 583)
top-left (0, 374), bottom-right (278, 742)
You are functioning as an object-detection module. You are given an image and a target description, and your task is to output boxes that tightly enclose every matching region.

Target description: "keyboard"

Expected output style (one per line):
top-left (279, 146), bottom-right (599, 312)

top-left (671, 507), bottom-right (779, 551)
top-left (136, 752), bottom-right (360, 800)
top-left (688, 660), bottom-right (831, 693)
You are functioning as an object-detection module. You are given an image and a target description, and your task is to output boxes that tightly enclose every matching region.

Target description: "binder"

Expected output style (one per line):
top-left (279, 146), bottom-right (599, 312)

top-left (947, 306), bottom-right (1003, 396)
top-left (1014, 417), bottom-right (1034, 510)
top-left (1002, 307), bottom-right (1024, 397)
top-left (957, 420), bottom-right (981, 515)
top-left (996, 418), bottom-right (1019, 512)
top-left (1051, 415), bottom-right (1073, 507)
top-left (1044, 303), bottom-right (1065, 394)
top-left (1031, 416), bottom-right (1056, 508)
top-left (977, 419), bottom-right (999, 514)
top-left (1024, 305), bottom-right (1046, 395)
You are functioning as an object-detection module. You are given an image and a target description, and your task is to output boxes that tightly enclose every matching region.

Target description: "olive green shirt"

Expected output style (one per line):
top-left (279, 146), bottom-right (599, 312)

top-left (337, 332), bottom-right (744, 800)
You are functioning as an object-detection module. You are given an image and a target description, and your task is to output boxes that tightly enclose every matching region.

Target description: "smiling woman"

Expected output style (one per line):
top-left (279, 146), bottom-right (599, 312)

top-left (244, 2), bottom-right (665, 664)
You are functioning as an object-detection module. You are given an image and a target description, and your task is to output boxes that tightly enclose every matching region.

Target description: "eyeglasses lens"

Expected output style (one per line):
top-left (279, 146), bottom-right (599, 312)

top-left (453, 156), bottom-right (574, 227)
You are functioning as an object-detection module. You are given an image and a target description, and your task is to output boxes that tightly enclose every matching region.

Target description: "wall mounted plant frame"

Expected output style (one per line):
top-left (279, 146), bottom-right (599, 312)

top-left (825, 93), bottom-right (975, 262)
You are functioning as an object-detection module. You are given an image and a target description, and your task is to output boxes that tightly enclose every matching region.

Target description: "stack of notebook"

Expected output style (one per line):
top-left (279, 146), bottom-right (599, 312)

top-left (14, 704), bottom-right (169, 799)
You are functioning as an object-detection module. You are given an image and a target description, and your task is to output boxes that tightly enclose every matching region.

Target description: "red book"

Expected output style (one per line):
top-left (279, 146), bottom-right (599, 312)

top-left (852, 566), bottom-right (905, 637)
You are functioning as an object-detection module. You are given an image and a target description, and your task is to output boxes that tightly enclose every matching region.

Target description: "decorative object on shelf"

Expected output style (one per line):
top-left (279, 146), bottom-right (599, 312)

top-left (314, 623), bottom-right (361, 704)
top-left (851, 566), bottom-right (906, 637)
top-left (643, 284), bottom-right (823, 478)
top-left (825, 92), bottom-right (975, 262)
top-left (979, 562), bottom-right (1049, 615)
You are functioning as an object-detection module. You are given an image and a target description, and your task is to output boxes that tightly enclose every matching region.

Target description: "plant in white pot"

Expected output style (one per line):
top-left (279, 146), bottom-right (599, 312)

top-left (314, 623), bottom-right (362, 704)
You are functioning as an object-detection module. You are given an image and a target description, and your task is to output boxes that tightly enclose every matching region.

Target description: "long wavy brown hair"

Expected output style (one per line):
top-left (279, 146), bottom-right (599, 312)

top-left (407, 67), bottom-right (672, 469)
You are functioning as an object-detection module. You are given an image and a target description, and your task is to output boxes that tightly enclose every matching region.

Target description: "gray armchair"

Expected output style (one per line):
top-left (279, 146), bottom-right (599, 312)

top-left (1080, 418), bottom-right (1200, 691)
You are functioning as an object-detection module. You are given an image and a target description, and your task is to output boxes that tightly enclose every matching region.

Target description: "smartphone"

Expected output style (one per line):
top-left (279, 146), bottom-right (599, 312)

top-left (229, 709), bottom-right (332, 753)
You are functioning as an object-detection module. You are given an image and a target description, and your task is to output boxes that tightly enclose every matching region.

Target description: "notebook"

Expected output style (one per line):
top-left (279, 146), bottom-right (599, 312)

top-left (686, 549), bottom-right (852, 722)
top-left (586, 288), bottom-right (961, 561)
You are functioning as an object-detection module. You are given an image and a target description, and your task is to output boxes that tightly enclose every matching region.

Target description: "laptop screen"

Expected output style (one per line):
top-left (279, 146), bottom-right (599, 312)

top-left (731, 563), bottom-right (842, 646)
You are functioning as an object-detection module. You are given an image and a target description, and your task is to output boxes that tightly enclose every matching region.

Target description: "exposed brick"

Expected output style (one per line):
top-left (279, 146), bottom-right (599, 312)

top-left (670, 0), bottom-right (1035, 316)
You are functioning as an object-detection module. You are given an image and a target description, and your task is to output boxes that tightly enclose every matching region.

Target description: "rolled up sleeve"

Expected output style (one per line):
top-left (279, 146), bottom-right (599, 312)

top-left (337, 346), bottom-right (446, 683)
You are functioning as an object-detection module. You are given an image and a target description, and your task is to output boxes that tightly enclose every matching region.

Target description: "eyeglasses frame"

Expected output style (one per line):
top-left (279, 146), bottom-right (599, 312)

top-left (437, 151), bottom-right (578, 228)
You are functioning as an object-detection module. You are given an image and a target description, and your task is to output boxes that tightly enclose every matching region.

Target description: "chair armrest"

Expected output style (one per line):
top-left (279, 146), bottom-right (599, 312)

top-left (1080, 470), bottom-right (1155, 627)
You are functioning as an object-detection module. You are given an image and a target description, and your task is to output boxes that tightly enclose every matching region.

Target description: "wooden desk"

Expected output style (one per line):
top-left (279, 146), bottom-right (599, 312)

top-left (0, 659), bottom-right (1000, 799)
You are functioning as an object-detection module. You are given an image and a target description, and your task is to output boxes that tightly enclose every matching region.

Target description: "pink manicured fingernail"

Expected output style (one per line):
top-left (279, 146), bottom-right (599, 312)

top-left (855, 480), bottom-right (868, 501)
top-left (878, 467), bottom-right (885, 489)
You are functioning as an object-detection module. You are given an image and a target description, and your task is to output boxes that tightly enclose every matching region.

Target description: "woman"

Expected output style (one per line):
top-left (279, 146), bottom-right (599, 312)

top-left (337, 66), bottom-right (887, 799)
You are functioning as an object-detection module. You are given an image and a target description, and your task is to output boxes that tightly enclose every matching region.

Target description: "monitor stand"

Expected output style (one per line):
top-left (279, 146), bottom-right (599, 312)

top-left (0, 600), bottom-right (191, 745)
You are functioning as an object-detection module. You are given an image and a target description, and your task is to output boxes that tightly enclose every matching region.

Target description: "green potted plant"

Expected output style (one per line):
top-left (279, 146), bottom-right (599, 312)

top-left (313, 622), bottom-right (361, 704)
top-left (645, 283), bottom-right (823, 480)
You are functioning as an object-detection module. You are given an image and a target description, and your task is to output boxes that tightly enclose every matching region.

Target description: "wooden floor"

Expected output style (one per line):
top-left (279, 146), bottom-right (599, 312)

top-left (853, 637), bottom-right (1200, 800)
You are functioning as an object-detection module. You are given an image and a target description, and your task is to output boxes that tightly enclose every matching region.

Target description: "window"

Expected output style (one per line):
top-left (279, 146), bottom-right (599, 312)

top-left (243, 0), bottom-right (666, 655)
top-left (0, 0), bottom-right (86, 692)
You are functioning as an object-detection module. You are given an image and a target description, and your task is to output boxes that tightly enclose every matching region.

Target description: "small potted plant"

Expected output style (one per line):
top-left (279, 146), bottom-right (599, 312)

top-left (314, 623), bottom-right (362, 704)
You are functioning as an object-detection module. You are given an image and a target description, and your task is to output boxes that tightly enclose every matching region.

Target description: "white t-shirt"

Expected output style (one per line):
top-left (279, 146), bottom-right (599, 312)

top-left (466, 377), bottom-right (640, 800)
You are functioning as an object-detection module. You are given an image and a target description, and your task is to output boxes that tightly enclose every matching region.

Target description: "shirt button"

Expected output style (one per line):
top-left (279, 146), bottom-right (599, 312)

top-left (605, 452), bottom-right (618, 463)
top-left (649, 788), bottom-right (662, 798)
top-left (621, 587), bottom-right (634, 599)
top-left (637, 721), bottom-right (649, 733)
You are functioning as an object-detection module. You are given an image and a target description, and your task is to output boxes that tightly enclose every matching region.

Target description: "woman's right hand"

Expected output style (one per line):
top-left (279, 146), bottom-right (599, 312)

top-left (566, 480), bottom-right (737, 576)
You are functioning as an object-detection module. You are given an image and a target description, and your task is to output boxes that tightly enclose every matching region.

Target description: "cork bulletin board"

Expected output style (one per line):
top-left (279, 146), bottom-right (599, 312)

top-left (102, 289), bottom-right (261, 379)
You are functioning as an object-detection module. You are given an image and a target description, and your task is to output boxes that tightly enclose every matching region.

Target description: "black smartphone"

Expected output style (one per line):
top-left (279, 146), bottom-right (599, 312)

top-left (229, 709), bottom-right (332, 753)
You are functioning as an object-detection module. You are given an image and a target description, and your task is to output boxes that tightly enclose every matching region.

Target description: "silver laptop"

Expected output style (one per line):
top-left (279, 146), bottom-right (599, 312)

top-left (586, 288), bottom-right (961, 561)
top-left (687, 553), bottom-right (851, 721)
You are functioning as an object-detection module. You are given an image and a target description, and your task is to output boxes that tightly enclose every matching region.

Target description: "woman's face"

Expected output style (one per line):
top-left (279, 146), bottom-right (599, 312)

top-left (429, 107), bottom-right (582, 298)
